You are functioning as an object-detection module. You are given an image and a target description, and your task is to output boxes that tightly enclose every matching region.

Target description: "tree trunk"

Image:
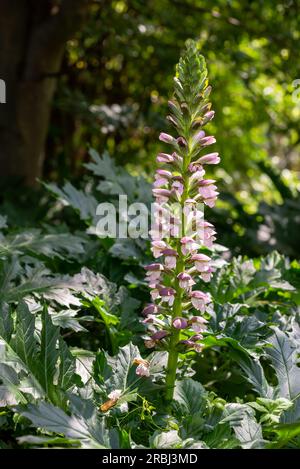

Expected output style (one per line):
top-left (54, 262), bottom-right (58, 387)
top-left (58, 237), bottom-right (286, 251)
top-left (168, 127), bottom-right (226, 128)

top-left (0, 0), bottom-right (90, 186)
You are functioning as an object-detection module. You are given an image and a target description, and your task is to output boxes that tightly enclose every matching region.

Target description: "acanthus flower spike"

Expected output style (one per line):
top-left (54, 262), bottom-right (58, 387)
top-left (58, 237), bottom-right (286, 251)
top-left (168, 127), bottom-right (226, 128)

top-left (139, 40), bottom-right (221, 403)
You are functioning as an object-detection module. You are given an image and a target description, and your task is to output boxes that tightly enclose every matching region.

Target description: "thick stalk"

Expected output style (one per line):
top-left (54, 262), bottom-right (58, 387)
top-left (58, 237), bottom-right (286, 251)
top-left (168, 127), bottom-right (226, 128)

top-left (165, 130), bottom-right (191, 404)
top-left (165, 282), bottom-right (182, 403)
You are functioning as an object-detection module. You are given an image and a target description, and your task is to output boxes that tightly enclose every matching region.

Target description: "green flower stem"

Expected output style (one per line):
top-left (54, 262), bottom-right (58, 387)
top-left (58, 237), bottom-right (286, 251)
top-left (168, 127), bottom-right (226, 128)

top-left (165, 136), bottom-right (192, 405)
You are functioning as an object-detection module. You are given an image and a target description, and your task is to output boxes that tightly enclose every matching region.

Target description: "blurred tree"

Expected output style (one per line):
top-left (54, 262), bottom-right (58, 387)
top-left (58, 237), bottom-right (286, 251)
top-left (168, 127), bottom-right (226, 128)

top-left (0, 0), bottom-right (90, 185)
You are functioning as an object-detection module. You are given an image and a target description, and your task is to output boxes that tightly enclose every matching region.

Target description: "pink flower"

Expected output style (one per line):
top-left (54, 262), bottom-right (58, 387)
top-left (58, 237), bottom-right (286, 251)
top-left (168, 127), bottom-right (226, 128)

top-left (154, 169), bottom-right (172, 187)
top-left (162, 248), bottom-right (178, 269)
top-left (145, 263), bottom-right (164, 286)
top-left (190, 316), bottom-right (208, 332)
top-left (136, 363), bottom-right (150, 377)
top-left (150, 288), bottom-right (160, 301)
top-left (191, 253), bottom-right (211, 272)
top-left (143, 315), bottom-right (165, 327)
top-left (149, 224), bottom-right (168, 241)
top-left (151, 240), bottom-right (167, 258)
top-left (181, 236), bottom-right (200, 255)
top-left (142, 304), bottom-right (159, 316)
top-left (188, 162), bottom-right (205, 175)
top-left (159, 287), bottom-right (176, 306)
top-left (176, 136), bottom-right (187, 147)
top-left (202, 223), bottom-right (217, 247)
top-left (196, 152), bottom-right (220, 165)
top-left (204, 197), bottom-right (218, 208)
top-left (200, 267), bottom-right (214, 282)
top-left (204, 234), bottom-right (216, 248)
top-left (145, 263), bottom-right (164, 273)
top-left (168, 216), bottom-right (181, 237)
top-left (151, 330), bottom-right (169, 340)
top-left (159, 132), bottom-right (176, 144)
top-left (152, 188), bottom-right (172, 203)
top-left (198, 179), bottom-right (217, 192)
top-left (179, 339), bottom-right (203, 353)
top-left (171, 152), bottom-right (183, 165)
top-left (198, 136), bottom-right (216, 146)
top-left (153, 177), bottom-right (169, 188)
top-left (193, 221), bottom-right (216, 247)
top-left (199, 186), bottom-right (218, 199)
top-left (198, 180), bottom-right (219, 207)
top-left (156, 153), bottom-right (175, 164)
top-left (190, 334), bottom-right (203, 341)
top-left (142, 315), bottom-right (156, 324)
top-left (173, 317), bottom-right (188, 329)
top-left (177, 272), bottom-right (195, 289)
top-left (146, 279), bottom-right (161, 289)
top-left (167, 115), bottom-right (179, 127)
top-left (172, 179), bottom-right (184, 197)
top-left (189, 169), bottom-right (206, 185)
top-left (156, 169), bottom-right (172, 178)
top-left (193, 130), bottom-right (206, 144)
top-left (183, 198), bottom-right (198, 217)
top-left (202, 110), bottom-right (215, 124)
top-left (190, 290), bottom-right (211, 312)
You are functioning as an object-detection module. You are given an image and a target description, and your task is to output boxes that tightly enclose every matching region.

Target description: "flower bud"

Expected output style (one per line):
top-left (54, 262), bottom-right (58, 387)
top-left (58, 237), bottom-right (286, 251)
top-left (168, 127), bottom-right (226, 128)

top-left (193, 130), bottom-right (206, 144)
top-left (142, 304), bottom-right (159, 316)
top-left (196, 152), bottom-right (220, 165)
top-left (159, 132), bottom-right (175, 144)
top-left (202, 110), bottom-right (215, 124)
top-left (156, 153), bottom-right (175, 163)
top-left (176, 136), bottom-right (187, 147)
top-left (199, 136), bottom-right (216, 146)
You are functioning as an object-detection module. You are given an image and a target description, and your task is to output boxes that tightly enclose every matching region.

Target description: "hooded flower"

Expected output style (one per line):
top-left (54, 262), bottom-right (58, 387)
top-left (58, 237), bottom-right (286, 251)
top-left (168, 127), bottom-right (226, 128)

top-left (177, 272), bottom-right (195, 289)
top-left (190, 316), bottom-right (208, 332)
top-left (142, 303), bottom-right (159, 316)
top-left (180, 236), bottom-right (200, 255)
top-left (151, 240), bottom-right (167, 258)
top-left (159, 287), bottom-right (176, 306)
top-left (196, 152), bottom-right (220, 165)
top-left (190, 290), bottom-right (211, 312)
top-left (162, 248), bottom-right (178, 269)
top-left (173, 317), bottom-right (188, 329)
top-left (191, 253), bottom-right (211, 272)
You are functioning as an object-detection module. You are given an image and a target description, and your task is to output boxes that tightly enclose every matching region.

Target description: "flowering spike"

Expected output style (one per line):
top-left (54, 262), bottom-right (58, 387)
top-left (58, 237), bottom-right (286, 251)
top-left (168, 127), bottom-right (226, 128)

top-left (141, 40), bottom-right (220, 403)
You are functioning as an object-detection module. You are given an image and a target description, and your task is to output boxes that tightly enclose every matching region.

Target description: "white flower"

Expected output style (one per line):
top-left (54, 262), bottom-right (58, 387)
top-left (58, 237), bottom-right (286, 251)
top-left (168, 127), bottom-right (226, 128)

top-left (136, 363), bottom-right (150, 377)
top-left (119, 402), bottom-right (129, 413)
top-left (108, 389), bottom-right (122, 400)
